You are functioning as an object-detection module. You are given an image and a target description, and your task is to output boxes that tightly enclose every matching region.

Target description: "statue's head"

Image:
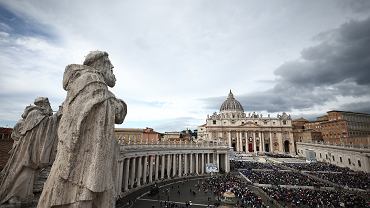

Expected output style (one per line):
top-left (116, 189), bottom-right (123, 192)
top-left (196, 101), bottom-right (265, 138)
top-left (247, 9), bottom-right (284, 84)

top-left (34, 97), bottom-right (53, 116)
top-left (83, 51), bottom-right (116, 87)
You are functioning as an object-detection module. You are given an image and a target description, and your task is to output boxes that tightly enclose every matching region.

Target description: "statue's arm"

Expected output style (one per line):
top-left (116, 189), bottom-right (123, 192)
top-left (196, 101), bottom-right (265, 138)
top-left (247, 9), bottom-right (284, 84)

top-left (114, 99), bottom-right (127, 124)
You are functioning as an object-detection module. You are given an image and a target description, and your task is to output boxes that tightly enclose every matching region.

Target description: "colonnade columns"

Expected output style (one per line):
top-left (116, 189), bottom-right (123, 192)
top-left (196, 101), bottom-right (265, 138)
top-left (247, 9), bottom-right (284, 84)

top-left (201, 153), bottom-right (205, 174)
top-left (155, 155), bottom-right (159, 180)
top-left (149, 156), bottom-right (153, 183)
top-left (117, 160), bottom-right (123, 195)
top-left (253, 132), bottom-right (257, 153)
top-left (261, 132), bottom-right (265, 152)
top-left (143, 156), bottom-right (148, 184)
top-left (172, 154), bottom-right (176, 177)
top-left (195, 153), bottom-right (199, 174)
top-left (137, 157), bottom-right (142, 187)
top-left (166, 154), bottom-right (171, 178)
top-left (190, 154), bottom-right (193, 174)
top-left (130, 157), bottom-right (136, 188)
top-left (270, 132), bottom-right (273, 153)
top-left (124, 158), bottom-right (130, 191)
top-left (184, 154), bottom-right (188, 175)
top-left (178, 154), bottom-right (182, 177)
top-left (161, 155), bottom-right (165, 179)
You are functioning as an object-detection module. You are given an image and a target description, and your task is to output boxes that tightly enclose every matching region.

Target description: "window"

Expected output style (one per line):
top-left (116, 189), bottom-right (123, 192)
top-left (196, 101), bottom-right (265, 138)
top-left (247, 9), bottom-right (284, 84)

top-left (326, 154), bottom-right (328, 159)
top-left (320, 153), bottom-right (322, 158)
top-left (213, 120), bottom-right (216, 125)
top-left (283, 120), bottom-right (286, 125)
top-left (332, 156), bottom-right (335, 161)
top-left (340, 157), bottom-right (342, 163)
top-left (348, 158), bottom-right (351, 165)
top-left (358, 160), bottom-right (361, 167)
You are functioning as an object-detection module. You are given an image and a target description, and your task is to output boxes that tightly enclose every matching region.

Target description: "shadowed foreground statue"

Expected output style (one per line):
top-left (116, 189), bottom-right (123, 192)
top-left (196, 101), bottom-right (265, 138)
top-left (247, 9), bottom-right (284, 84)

top-left (0, 97), bottom-right (60, 204)
top-left (37, 51), bottom-right (127, 208)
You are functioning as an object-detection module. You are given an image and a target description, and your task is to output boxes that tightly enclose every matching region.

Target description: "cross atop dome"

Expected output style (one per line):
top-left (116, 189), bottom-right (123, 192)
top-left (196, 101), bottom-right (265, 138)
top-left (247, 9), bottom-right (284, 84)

top-left (228, 89), bottom-right (234, 99)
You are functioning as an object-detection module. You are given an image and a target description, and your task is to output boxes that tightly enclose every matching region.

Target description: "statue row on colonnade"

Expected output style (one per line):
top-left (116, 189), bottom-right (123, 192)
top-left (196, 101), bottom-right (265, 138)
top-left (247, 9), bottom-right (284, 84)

top-left (0, 51), bottom-right (127, 208)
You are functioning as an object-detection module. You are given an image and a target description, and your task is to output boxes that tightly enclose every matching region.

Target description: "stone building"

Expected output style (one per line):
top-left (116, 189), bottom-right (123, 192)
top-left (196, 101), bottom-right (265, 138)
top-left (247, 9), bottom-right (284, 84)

top-left (115, 127), bottom-right (161, 144)
top-left (0, 127), bottom-right (13, 170)
top-left (292, 118), bottom-right (323, 144)
top-left (197, 90), bottom-right (295, 154)
top-left (304, 111), bottom-right (370, 147)
top-left (297, 142), bottom-right (370, 172)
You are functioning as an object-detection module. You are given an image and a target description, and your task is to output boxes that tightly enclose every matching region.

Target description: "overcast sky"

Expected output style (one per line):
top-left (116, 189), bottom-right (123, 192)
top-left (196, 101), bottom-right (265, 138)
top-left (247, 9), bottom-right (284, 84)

top-left (0, 0), bottom-right (370, 132)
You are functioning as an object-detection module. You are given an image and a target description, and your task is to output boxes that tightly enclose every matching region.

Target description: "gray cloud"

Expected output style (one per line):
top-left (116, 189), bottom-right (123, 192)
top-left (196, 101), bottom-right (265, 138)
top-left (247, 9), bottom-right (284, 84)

top-left (339, 101), bottom-right (370, 114)
top-left (203, 17), bottom-right (370, 114)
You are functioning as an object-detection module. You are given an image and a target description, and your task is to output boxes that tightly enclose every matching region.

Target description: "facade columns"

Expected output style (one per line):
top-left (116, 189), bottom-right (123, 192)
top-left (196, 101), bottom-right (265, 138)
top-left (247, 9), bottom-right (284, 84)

top-left (259, 132), bottom-right (262, 153)
top-left (207, 153), bottom-right (210, 164)
top-left (270, 132), bottom-right (273, 152)
top-left (161, 155), bottom-right (165, 179)
top-left (124, 158), bottom-right (130, 191)
top-left (228, 131), bottom-right (232, 148)
top-left (117, 160), bottom-right (123, 195)
top-left (155, 155), bottom-right (159, 180)
top-left (253, 131), bottom-right (257, 153)
top-left (137, 157), bottom-right (142, 187)
top-left (239, 132), bottom-right (243, 152)
top-left (225, 153), bottom-right (230, 172)
top-left (216, 153), bottom-right (220, 170)
top-left (236, 132), bottom-right (240, 152)
top-left (244, 133), bottom-right (248, 153)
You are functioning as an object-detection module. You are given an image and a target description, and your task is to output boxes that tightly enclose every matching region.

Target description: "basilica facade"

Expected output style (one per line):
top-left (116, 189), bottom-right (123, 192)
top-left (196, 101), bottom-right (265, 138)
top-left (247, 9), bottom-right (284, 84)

top-left (197, 91), bottom-right (296, 155)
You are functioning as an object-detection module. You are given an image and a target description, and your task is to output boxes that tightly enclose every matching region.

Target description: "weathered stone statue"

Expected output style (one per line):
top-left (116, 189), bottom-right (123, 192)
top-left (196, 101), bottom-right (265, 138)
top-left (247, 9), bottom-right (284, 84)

top-left (0, 97), bottom-right (60, 204)
top-left (37, 51), bottom-right (127, 208)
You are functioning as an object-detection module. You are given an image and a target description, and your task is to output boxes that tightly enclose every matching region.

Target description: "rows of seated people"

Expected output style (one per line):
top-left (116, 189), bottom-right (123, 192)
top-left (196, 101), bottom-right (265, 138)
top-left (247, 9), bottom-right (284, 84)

top-left (240, 170), bottom-right (327, 187)
top-left (201, 174), bottom-right (266, 208)
top-left (262, 187), bottom-right (368, 208)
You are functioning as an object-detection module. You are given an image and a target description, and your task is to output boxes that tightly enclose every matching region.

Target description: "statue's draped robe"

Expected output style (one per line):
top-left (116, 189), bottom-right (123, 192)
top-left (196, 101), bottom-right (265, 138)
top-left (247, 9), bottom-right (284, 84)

top-left (38, 64), bottom-right (126, 208)
top-left (0, 107), bottom-right (59, 204)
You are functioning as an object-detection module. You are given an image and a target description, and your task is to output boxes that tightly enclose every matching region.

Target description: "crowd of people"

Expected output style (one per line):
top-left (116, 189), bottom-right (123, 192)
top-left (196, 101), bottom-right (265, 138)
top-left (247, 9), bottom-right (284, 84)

top-left (312, 172), bottom-right (370, 190)
top-left (241, 170), bottom-right (327, 187)
top-left (264, 153), bottom-right (293, 158)
top-left (262, 187), bottom-right (368, 207)
top-left (231, 160), bottom-right (282, 171)
top-left (202, 174), bottom-right (266, 207)
top-left (283, 162), bottom-right (352, 172)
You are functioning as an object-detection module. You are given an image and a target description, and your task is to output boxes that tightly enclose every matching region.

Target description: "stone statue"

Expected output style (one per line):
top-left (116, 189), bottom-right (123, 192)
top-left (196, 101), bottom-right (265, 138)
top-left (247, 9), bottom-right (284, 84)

top-left (0, 97), bottom-right (60, 204)
top-left (37, 51), bottom-right (127, 208)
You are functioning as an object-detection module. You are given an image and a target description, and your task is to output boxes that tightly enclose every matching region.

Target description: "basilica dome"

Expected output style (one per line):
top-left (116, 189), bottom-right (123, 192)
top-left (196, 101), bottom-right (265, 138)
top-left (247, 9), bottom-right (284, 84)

top-left (220, 90), bottom-right (244, 112)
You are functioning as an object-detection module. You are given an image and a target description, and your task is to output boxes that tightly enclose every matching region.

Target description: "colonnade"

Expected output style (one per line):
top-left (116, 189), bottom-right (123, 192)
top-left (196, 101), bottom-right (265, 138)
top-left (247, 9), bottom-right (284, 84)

top-left (115, 150), bottom-right (229, 196)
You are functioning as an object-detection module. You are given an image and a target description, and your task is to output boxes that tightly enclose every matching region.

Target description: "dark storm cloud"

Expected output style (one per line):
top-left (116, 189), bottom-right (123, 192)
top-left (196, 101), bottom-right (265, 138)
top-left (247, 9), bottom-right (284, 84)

top-left (203, 17), bottom-right (370, 113)
top-left (339, 101), bottom-right (370, 114)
